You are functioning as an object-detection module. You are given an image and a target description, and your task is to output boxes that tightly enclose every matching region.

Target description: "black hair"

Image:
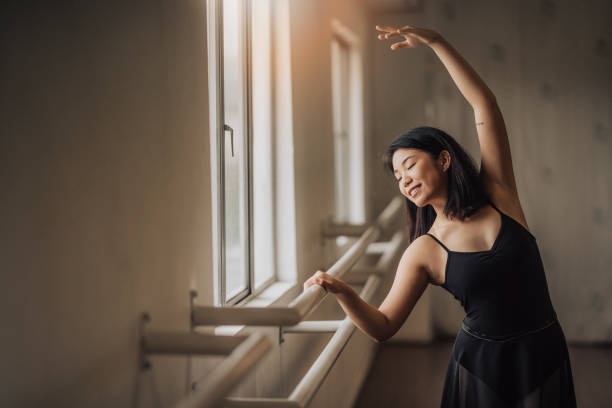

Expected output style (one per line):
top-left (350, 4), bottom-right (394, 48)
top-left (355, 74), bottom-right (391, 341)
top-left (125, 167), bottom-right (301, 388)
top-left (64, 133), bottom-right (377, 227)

top-left (382, 126), bottom-right (490, 243)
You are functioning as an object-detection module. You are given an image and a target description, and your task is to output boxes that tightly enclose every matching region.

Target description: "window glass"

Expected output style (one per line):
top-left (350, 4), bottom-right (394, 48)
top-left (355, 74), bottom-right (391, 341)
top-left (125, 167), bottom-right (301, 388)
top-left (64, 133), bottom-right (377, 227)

top-left (223, 0), bottom-right (249, 300)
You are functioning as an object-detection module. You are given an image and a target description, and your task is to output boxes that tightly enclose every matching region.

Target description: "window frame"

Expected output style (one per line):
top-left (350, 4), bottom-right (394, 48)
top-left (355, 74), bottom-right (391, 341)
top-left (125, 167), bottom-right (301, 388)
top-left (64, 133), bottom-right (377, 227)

top-left (330, 19), bottom-right (366, 226)
top-left (207, 0), bottom-right (277, 306)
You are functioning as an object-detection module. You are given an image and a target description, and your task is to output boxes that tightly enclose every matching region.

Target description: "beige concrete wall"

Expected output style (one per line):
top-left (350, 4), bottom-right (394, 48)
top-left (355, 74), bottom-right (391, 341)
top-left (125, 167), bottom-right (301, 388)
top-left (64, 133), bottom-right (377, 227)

top-left (1, 1), bottom-right (214, 406)
top-left (370, 0), bottom-right (612, 342)
top-left (0, 0), bottom-right (414, 406)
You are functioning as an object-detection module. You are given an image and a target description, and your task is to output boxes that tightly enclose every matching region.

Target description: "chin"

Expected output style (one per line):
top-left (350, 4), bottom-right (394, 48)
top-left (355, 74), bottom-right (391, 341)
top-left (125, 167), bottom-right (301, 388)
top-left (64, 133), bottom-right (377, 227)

top-left (411, 195), bottom-right (428, 208)
top-left (406, 196), bottom-right (423, 207)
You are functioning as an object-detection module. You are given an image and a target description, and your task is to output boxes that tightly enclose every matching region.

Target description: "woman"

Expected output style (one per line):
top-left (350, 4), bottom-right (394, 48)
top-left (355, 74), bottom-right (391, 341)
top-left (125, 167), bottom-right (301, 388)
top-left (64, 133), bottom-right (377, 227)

top-left (304, 25), bottom-right (577, 406)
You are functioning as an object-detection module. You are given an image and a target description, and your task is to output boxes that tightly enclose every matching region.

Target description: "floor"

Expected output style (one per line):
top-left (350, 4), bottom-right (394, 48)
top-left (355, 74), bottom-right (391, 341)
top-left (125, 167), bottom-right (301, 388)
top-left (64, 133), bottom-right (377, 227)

top-left (354, 340), bottom-right (612, 408)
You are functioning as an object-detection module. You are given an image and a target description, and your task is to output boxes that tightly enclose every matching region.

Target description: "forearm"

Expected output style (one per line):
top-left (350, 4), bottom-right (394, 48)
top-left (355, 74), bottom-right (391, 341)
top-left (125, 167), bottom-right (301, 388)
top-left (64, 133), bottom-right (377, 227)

top-left (429, 37), bottom-right (495, 109)
top-left (336, 284), bottom-right (392, 342)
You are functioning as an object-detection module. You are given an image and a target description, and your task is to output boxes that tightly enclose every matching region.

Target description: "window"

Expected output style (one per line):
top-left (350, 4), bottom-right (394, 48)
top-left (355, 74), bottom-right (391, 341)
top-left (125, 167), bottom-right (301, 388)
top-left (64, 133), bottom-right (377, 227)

top-left (251, 0), bottom-right (275, 290)
top-left (221, 0), bottom-right (249, 303)
top-left (207, 0), bottom-right (278, 305)
top-left (330, 20), bottom-right (365, 227)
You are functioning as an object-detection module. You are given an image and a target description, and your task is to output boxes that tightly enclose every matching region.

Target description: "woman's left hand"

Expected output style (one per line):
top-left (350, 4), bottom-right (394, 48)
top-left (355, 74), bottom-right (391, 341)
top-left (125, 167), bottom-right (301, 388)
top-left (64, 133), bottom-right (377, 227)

top-left (376, 24), bottom-right (442, 50)
top-left (303, 270), bottom-right (348, 295)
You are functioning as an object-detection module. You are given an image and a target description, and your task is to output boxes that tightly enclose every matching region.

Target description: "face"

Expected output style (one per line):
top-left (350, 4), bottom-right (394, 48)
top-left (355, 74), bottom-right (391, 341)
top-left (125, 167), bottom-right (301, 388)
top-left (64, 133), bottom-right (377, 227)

top-left (391, 148), bottom-right (450, 207)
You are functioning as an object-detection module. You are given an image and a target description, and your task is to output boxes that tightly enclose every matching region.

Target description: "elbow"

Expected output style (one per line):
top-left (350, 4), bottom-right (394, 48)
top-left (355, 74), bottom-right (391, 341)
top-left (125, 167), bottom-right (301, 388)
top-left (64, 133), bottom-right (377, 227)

top-left (374, 327), bottom-right (398, 343)
top-left (373, 326), bottom-right (399, 343)
top-left (372, 317), bottom-right (396, 343)
top-left (477, 92), bottom-right (497, 109)
top-left (471, 89), bottom-right (497, 111)
top-left (374, 334), bottom-right (390, 343)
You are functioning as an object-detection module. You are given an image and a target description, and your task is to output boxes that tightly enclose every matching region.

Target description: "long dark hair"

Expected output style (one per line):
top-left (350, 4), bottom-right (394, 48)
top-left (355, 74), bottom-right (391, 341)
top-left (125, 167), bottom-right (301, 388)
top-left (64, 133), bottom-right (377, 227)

top-left (382, 126), bottom-right (489, 243)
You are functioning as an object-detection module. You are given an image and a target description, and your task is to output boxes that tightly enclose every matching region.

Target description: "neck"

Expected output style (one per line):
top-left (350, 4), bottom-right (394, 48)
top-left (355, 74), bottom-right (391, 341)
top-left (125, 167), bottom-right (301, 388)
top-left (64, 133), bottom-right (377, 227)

top-left (429, 197), bottom-right (454, 225)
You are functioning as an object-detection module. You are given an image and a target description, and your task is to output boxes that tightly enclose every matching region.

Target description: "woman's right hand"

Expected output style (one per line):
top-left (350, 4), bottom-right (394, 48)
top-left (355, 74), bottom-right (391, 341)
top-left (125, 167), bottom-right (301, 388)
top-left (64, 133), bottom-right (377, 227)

top-left (376, 24), bottom-right (442, 50)
top-left (303, 270), bottom-right (348, 295)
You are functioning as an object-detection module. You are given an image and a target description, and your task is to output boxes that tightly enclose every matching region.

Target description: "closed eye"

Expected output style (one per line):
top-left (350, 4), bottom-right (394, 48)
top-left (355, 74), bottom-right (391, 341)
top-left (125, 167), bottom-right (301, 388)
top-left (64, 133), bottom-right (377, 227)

top-left (395, 163), bottom-right (416, 181)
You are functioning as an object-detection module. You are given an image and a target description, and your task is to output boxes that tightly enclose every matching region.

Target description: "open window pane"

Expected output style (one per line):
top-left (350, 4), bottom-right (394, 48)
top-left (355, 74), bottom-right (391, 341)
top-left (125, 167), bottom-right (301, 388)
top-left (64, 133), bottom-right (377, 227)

top-left (223, 0), bottom-right (249, 301)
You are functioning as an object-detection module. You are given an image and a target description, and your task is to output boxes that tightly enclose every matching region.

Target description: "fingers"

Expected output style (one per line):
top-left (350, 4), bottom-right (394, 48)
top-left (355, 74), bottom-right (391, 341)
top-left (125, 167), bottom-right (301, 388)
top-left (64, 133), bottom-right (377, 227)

top-left (375, 25), bottom-right (398, 32)
top-left (304, 277), bottom-right (327, 292)
top-left (318, 278), bottom-right (328, 292)
top-left (377, 31), bottom-right (402, 40)
top-left (303, 270), bottom-right (328, 292)
top-left (376, 24), bottom-right (417, 35)
top-left (314, 270), bottom-right (328, 292)
top-left (391, 40), bottom-right (417, 50)
top-left (398, 25), bottom-right (416, 33)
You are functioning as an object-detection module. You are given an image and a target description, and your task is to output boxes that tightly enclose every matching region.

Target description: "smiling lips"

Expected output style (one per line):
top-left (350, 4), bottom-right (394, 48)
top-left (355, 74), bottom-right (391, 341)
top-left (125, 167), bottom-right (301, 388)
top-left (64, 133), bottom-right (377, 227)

top-left (408, 184), bottom-right (421, 198)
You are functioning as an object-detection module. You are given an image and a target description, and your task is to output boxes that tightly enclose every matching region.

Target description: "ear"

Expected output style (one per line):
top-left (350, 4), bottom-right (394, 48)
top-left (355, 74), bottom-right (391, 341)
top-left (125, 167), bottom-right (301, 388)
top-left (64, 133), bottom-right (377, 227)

top-left (438, 150), bottom-right (451, 172)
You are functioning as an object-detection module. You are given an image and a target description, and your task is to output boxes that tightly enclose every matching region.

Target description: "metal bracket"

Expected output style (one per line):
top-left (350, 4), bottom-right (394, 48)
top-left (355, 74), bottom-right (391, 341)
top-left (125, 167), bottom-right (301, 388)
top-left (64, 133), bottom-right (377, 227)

top-left (279, 326), bottom-right (285, 345)
top-left (189, 289), bottom-right (198, 332)
top-left (140, 312), bottom-right (152, 371)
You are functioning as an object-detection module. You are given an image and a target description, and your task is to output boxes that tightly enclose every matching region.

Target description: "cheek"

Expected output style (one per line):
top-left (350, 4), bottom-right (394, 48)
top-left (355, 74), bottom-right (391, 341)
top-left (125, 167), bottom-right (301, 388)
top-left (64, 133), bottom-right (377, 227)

top-left (418, 167), bottom-right (439, 190)
top-left (414, 166), bottom-right (429, 184)
top-left (430, 171), bottom-right (447, 190)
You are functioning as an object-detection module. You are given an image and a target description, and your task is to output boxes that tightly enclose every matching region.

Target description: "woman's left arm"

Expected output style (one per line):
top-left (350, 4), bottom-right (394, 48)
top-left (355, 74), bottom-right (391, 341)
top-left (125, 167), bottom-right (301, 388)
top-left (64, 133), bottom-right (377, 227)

top-left (430, 37), bottom-right (518, 192)
top-left (377, 26), bottom-right (518, 193)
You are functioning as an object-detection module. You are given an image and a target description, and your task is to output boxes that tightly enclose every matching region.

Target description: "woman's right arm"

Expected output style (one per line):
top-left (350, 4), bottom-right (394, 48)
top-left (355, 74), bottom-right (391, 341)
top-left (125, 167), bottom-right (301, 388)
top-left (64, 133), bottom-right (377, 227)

top-left (305, 237), bottom-right (430, 342)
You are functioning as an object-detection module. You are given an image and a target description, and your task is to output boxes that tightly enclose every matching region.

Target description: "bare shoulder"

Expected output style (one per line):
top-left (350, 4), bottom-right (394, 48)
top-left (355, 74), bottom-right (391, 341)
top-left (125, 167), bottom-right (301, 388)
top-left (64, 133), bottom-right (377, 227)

top-left (486, 181), bottom-right (532, 232)
top-left (399, 234), bottom-right (443, 285)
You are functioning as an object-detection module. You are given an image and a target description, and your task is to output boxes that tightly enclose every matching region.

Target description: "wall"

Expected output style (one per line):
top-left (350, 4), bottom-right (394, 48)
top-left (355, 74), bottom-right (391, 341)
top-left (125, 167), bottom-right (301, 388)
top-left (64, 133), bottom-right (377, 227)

top-left (1, 0), bottom-right (214, 406)
top-left (370, 0), bottom-right (612, 342)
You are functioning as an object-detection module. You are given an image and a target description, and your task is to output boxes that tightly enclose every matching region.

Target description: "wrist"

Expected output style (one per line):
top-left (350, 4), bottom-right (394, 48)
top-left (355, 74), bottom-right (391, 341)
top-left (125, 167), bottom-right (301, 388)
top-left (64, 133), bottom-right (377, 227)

top-left (428, 33), bottom-right (447, 49)
top-left (337, 281), bottom-right (356, 301)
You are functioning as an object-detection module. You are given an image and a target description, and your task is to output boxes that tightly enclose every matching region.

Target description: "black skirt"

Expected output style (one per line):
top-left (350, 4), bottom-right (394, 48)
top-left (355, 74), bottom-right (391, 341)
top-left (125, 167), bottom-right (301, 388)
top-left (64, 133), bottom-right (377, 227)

top-left (441, 317), bottom-right (577, 407)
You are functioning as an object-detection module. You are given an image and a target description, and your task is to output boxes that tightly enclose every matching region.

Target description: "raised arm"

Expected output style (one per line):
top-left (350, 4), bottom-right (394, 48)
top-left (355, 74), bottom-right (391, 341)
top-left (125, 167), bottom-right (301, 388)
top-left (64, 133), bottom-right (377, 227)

top-left (429, 37), bottom-right (517, 193)
top-left (377, 25), bottom-right (519, 195)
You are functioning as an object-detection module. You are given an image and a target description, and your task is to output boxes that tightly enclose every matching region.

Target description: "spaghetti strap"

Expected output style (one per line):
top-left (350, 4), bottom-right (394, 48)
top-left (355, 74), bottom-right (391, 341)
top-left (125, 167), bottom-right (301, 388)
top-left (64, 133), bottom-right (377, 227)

top-left (425, 233), bottom-right (450, 253)
top-left (488, 200), bottom-right (504, 216)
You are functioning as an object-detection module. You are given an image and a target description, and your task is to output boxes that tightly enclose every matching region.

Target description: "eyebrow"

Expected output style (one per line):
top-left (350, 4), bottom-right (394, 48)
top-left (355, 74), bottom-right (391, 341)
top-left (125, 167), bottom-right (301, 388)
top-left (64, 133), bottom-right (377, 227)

top-left (394, 155), bottom-right (414, 175)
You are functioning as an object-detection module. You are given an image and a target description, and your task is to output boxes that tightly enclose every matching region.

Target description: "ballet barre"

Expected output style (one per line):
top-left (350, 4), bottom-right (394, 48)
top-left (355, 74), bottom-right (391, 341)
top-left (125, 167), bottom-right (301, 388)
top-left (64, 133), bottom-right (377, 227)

top-left (140, 195), bottom-right (406, 408)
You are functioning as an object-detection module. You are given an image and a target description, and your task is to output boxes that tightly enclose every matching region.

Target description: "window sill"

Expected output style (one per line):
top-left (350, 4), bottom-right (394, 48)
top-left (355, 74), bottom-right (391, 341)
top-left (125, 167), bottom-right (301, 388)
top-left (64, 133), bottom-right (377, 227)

top-left (212, 281), bottom-right (300, 336)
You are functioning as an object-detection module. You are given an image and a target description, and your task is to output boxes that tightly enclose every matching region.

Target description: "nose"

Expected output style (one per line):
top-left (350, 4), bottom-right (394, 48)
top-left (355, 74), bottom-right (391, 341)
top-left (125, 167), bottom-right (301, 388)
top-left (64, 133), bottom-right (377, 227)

top-left (402, 176), bottom-right (412, 188)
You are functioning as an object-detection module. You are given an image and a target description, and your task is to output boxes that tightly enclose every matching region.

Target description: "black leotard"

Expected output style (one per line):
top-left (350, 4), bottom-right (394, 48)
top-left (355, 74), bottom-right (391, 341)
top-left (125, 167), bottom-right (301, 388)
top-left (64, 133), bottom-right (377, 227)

top-left (426, 201), bottom-right (577, 407)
